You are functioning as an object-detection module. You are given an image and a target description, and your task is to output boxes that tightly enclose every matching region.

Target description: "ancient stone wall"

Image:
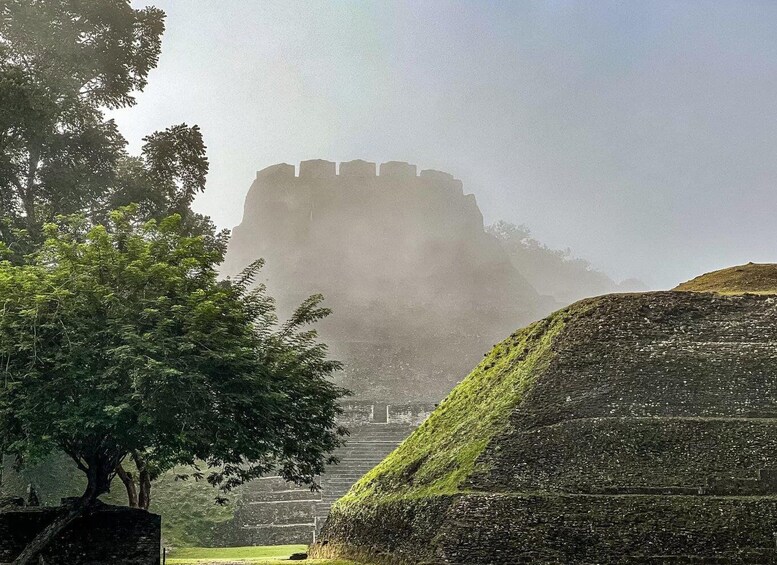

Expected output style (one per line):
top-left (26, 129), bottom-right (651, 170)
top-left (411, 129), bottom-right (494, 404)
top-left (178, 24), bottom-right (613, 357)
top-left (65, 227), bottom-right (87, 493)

top-left (472, 418), bottom-right (777, 494)
top-left (470, 293), bottom-right (777, 495)
top-left (316, 494), bottom-right (777, 564)
top-left (219, 160), bottom-right (552, 546)
top-left (0, 504), bottom-right (160, 564)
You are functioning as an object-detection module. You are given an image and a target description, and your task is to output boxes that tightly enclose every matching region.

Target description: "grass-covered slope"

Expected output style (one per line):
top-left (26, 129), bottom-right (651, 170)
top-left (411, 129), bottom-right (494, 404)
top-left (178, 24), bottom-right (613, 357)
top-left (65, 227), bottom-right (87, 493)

top-left (675, 262), bottom-right (777, 295)
top-left (336, 302), bottom-right (589, 508)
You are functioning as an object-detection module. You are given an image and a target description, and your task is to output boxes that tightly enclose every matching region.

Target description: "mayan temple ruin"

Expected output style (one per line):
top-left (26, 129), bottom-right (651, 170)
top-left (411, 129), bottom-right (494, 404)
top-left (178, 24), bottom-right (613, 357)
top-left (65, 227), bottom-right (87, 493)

top-left (220, 160), bottom-right (552, 543)
top-left (311, 267), bottom-right (777, 564)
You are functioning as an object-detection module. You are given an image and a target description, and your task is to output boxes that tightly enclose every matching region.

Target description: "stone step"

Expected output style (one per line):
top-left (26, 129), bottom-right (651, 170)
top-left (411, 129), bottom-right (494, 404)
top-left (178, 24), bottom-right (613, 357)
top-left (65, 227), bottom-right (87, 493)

top-left (338, 438), bottom-right (405, 444)
top-left (334, 444), bottom-right (403, 451)
top-left (242, 489), bottom-right (322, 503)
top-left (228, 524), bottom-right (316, 547)
top-left (327, 465), bottom-right (376, 470)
top-left (346, 423), bottom-right (416, 432)
top-left (330, 454), bottom-right (394, 461)
top-left (332, 453), bottom-right (396, 459)
top-left (233, 500), bottom-right (319, 526)
top-left (325, 461), bottom-right (389, 470)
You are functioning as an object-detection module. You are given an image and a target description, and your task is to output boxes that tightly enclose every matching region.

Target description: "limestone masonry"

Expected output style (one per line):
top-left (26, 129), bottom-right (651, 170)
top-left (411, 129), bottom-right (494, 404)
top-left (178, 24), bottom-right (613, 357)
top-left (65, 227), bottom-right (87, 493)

top-left (311, 280), bottom-right (777, 564)
top-left (216, 401), bottom-right (434, 546)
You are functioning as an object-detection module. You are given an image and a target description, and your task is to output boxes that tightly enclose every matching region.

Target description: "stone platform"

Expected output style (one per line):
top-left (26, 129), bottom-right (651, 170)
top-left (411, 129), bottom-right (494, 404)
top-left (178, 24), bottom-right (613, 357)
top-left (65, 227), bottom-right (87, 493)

top-left (0, 504), bottom-right (160, 564)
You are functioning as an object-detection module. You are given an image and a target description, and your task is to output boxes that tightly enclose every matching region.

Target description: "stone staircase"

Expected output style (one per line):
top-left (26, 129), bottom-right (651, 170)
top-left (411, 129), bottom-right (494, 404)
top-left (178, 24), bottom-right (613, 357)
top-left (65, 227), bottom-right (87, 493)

top-left (315, 424), bottom-right (415, 526)
top-left (222, 409), bottom-right (429, 546)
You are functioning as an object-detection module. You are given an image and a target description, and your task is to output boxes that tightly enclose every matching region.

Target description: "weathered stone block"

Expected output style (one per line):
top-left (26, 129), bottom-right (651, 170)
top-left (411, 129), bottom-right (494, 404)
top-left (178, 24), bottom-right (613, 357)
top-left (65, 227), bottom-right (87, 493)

top-left (340, 160), bottom-right (376, 177)
top-left (0, 504), bottom-right (160, 564)
top-left (256, 162), bottom-right (295, 180)
top-left (379, 161), bottom-right (417, 177)
top-left (419, 169), bottom-right (453, 182)
top-left (299, 159), bottom-right (336, 178)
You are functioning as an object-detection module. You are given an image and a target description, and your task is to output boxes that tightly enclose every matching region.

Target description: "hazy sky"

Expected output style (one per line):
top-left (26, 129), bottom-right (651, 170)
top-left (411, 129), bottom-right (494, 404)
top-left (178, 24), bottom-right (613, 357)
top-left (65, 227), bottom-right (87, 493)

top-left (113, 0), bottom-right (777, 288)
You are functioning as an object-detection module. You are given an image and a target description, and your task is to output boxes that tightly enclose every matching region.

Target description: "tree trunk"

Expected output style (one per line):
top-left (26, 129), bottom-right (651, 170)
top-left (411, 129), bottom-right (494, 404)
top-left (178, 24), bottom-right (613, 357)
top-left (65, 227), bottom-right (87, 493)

top-left (132, 452), bottom-right (152, 511)
top-left (12, 460), bottom-right (110, 565)
top-left (11, 493), bottom-right (93, 565)
top-left (138, 469), bottom-right (151, 511)
top-left (115, 464), bottom-right (138, 508)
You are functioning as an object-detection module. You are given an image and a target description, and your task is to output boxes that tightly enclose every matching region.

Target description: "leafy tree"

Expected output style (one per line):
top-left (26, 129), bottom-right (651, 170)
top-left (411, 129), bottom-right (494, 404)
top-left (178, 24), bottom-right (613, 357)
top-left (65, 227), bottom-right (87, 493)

top-left (0, 4), bottom-right (349, 563)
top-left (0, 1), bottom-right (212, 260)
top-left (0, 208), bottom-right (347, 563)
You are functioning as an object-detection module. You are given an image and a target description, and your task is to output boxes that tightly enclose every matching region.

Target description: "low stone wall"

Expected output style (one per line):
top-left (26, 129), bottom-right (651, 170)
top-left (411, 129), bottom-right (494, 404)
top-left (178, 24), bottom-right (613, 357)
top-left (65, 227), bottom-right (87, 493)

top-left (312, 494), bottom-right (777, 564)
top-left (0, 504), bottom-right (160, 564)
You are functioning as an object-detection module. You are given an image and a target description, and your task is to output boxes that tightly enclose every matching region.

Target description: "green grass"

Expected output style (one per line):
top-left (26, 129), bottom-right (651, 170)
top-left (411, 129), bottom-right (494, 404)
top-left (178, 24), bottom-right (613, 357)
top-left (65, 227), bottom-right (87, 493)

top-left (166, 545), bottom-right (360, 564)
top-left (674, 262), bottom-right (777, 295)
top-left (336, 303), bottom-right (584, 507)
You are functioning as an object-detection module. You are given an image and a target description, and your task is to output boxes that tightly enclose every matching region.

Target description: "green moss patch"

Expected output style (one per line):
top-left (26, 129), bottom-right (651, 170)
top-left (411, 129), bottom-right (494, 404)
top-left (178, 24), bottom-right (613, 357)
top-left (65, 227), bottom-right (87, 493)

top-left (337, 304), bottom-right (585, 507)
top-left (674, 262), bottom-right (777, 295)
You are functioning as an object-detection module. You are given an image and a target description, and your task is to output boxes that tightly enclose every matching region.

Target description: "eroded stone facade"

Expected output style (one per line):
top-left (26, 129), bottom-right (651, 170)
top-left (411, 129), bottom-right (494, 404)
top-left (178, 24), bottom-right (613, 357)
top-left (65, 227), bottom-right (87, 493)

top-left (218, 402), bottom-right (434, 546)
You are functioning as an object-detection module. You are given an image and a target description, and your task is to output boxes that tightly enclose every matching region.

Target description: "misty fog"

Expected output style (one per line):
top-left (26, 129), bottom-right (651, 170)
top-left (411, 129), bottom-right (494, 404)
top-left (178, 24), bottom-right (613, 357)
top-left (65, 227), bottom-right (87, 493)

top-left (4, 2), bottom-right (777, 558)
top-left (112, 0), bottom-right (777, 289)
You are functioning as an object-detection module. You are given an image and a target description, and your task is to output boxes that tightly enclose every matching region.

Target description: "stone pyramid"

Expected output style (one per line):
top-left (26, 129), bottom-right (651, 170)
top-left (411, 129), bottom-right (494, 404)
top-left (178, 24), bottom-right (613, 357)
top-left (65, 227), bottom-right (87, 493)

top-left (311, 264), bottom-right (777, 564)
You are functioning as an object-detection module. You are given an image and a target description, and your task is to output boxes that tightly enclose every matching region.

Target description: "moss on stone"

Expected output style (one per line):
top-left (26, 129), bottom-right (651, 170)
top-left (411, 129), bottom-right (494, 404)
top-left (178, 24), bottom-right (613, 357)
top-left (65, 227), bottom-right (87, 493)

top-left (337, 302), bottom-right (589, 507)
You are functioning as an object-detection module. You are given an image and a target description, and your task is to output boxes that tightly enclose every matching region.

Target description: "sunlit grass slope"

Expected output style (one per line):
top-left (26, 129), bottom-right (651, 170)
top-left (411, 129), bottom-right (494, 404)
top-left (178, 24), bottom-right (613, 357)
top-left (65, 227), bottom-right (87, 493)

top-left (166, 545), bottom-right (361, 563)
top-left (336, 303), bottom-right (587, 507)
top-left (674, 262), bottom-right (777, 295)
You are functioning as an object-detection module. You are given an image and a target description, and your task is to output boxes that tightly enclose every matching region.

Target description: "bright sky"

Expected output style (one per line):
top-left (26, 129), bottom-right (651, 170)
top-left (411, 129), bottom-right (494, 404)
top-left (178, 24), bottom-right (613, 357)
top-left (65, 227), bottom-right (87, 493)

top-left (112, 0), bottom-right (777, 288)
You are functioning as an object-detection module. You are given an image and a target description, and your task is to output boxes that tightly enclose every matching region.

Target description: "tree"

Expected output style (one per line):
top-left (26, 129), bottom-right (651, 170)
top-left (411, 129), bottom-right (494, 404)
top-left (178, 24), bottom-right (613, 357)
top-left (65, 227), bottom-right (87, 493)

top-left (0, 1), bottom-right (212, 260)
top-left (0, 208), bottom-right (347, 564)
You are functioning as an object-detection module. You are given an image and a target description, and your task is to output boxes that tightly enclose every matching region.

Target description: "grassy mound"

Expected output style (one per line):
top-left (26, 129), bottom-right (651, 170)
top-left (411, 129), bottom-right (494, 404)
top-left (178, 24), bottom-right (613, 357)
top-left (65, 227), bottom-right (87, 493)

top-left (674, 262), bottom-right (777, 295)
top-left (336, 301), bottom-right (590, 508)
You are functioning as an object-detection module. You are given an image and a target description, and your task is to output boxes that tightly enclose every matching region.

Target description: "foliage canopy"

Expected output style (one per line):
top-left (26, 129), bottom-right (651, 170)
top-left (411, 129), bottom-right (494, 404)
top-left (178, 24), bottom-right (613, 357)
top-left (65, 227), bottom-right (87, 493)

top-left (0, 208), bottom-right (346, 507)
top-left (0, 0), bottom-right (212, 259)
top-left (0, 3), bottom-right (349, 561)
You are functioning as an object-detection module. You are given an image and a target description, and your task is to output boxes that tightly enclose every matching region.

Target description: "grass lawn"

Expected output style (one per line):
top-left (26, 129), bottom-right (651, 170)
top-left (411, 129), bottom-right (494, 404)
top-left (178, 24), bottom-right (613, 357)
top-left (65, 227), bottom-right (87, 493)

top-left (165, 545), bottom-right (360, 564)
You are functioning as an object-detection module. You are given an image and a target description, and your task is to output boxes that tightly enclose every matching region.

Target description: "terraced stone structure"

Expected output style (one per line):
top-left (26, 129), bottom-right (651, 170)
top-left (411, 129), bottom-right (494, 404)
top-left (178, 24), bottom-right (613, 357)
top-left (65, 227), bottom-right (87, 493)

top-left (311, 265), bottom-right (777, 564)
top-left (217, 402), bottom-right (434, 546)
top-left (219, 160), bottom-right (548, 544)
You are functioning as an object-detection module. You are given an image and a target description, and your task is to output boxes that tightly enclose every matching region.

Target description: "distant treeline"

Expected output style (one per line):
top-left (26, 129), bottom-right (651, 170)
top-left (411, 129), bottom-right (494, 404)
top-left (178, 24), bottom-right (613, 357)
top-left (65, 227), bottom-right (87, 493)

top-left (488, 221), bottom-right (644, 306)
